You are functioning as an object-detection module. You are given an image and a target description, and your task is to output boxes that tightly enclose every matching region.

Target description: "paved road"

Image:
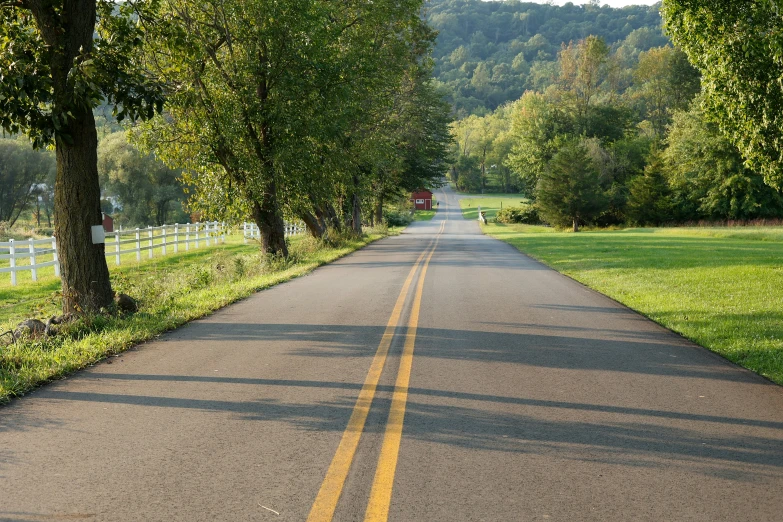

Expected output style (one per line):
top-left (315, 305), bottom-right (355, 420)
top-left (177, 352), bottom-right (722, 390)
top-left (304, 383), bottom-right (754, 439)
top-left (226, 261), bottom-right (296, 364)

top-left (2, 186), bottom-right (783, 521)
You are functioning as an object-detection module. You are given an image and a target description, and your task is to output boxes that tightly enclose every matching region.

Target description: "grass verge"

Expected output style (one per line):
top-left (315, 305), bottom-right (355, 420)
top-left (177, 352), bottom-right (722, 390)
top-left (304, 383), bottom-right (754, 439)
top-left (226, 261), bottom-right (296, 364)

top-left (459, 195), bottom-right (530, 220)
top-left (413, 209), bottom-right (437, 221)
top-left (483, 222), bottom-right (783, 385)
top-left (0, 229), bottom-right (395, 401)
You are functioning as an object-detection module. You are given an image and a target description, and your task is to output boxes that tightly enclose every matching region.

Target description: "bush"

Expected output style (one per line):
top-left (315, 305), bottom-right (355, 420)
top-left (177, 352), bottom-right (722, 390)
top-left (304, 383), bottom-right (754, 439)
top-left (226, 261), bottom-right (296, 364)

top-left (496, 204), bottom-right (540, 224)
top-left (383, 209), bottom-right (413, 227)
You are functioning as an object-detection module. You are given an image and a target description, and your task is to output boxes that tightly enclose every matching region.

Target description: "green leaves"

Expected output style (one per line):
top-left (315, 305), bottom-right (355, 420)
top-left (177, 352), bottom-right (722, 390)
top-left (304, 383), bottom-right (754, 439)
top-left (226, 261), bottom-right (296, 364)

top-left (0, 0), bottom-right (165, 147)
top-left (662, 0), bottom-right (783, 188)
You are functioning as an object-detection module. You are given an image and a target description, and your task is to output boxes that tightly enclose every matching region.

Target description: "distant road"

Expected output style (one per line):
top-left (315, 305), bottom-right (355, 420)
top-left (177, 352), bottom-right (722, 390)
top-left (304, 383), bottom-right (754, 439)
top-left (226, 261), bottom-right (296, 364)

top-left (2, 185), bottom-right (782, 521)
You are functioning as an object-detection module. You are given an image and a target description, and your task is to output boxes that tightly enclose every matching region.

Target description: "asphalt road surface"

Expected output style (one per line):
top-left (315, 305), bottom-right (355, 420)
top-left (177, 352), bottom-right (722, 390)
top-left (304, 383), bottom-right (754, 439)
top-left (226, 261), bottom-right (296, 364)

top-left (2, 186), bottom-right (782, 521)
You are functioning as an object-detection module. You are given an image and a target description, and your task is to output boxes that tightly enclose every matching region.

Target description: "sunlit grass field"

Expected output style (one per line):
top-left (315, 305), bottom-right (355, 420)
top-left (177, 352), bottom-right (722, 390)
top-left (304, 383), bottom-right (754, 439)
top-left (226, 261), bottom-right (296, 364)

top-left (459, 195), bottom-right (530, 220)
top-left (483, 223), bottom-right (783, 385)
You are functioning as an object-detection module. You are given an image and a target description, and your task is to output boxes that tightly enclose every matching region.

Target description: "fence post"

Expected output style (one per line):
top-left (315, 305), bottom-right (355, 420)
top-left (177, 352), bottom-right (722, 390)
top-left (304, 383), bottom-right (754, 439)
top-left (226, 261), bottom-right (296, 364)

top-left (29, 239), bottom-right (37, 282)
top-left (162, 226), bottom-right (168, 256)
top-left (205, 222), bottom-right (211, 247)
top-left (147, 227), bottom-right (153, 259)
top-left (243, 222), bottom-right (247, 244)
top-left (9, 239), bottom-right (16, 286)
top-left (174, 224), bottom-right (179, 253)
top-left (222, 222), bottom-right (226, 243)
top-left (186, 224), bottom-right (190, 251)
top-left (195, 223), bottom-right (200, 249)
top-left (135, 228), bottom-right (141, 262)
top-left (52, 236), bottom-right (60, 277)
top-left (115, 232), bottom-right (121, 266)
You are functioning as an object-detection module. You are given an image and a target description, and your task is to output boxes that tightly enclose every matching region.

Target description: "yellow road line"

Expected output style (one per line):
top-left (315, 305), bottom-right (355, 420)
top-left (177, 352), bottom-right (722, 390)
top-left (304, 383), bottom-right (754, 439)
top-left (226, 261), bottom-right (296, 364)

top-left (364, 221), bottom-right (444, 521)
top-left (306, 234), bottom-right (437, 522)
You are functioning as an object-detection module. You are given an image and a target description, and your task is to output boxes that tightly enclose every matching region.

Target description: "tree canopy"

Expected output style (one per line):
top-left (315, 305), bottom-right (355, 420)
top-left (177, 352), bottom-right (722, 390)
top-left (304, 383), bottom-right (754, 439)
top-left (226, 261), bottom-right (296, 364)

top-left (662, 0), bottom-right (783, 188)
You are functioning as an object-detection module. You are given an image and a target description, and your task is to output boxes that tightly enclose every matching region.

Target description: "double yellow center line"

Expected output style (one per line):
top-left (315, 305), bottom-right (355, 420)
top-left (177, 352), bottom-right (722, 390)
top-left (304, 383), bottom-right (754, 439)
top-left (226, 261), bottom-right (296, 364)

top-left (307, 220), bottom-right (445, 522)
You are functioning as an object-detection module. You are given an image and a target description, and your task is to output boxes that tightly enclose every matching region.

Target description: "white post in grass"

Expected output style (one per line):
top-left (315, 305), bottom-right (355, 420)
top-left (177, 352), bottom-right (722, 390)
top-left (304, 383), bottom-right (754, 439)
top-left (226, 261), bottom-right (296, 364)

top-left (174, 224), bottom-right (179, 253)
top-left (205, 222), bottom-right (211, 247)
top-left (148, 227), bottom-right (153, 259)
top-left (195, 223), bottom-right (200, 249)
top-left (9, 239), bottom-right (16, 286)
top-left (115, 232), bottom-right (121, 266)
top-left (185, 224), bottom-right (190, 251)
top-left (135, 228), bottom-right (141, 262)
top-left (52, 236), bottom-right (60, 277)
top-left (29, 239), bottom-right (37, 282)
top-left (243, 222), bottom-right (247, 244)
top-left (162, 226), bottom-right (167, 256)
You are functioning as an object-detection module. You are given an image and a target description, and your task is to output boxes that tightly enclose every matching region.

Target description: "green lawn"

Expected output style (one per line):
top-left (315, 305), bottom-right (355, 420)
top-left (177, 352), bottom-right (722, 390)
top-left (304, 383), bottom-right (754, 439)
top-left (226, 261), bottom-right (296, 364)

top-left (0, 229), bottom-right (395, 401)
top-left (459, 195), bottom-right (530, 220)
top-left (483, 223), bottom-right (783, 385)
top-left (413, 209), bottom-right (437, 221)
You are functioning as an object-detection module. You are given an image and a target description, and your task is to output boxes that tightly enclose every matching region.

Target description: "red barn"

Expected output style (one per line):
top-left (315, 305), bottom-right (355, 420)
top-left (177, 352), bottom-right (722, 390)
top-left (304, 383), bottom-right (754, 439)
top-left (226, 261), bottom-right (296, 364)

top-left (101, 212), bottom-right (114, 232)
top-left (410, 189), bottom-right (433, 210)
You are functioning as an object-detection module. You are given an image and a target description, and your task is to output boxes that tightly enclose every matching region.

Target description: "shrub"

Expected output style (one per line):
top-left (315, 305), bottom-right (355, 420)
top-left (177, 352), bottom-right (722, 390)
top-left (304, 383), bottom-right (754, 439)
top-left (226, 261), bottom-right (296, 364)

top-left (496, 204), bottom-right (541, 224)
top-left (383, 209), bottom-right (413, 227)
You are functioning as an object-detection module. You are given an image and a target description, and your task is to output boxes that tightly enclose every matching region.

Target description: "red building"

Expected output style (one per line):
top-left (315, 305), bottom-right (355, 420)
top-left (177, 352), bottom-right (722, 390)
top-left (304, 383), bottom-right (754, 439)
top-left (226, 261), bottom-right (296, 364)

top-left (410, 189), bottom-right (433, 210)
top-left (101, 212), bottom-right (114, 232)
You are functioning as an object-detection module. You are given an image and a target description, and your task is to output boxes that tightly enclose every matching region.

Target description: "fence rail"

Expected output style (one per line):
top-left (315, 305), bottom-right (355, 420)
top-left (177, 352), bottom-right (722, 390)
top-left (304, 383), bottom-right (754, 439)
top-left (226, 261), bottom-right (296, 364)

top-left (0, 222), bottom-right (225, 287)
top-left (242, 222), bottom-right (306, 243)
top-left (0, 237), bottom-right (60, 286)
top-left (2, 221), bottom-right (308, 287)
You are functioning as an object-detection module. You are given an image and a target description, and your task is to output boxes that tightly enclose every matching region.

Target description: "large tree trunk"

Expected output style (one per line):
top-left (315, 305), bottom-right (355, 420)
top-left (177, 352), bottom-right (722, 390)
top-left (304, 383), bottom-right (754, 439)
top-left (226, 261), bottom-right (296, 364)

top-left (318, 202), bottom-right (342, 232)
top-left (251, 184), bottom-right (288, 256)
top-left (375, 193), bottom-right (384, 226)
top-left (350, 174), bottom-right (362, 235)
top-left (573, 217), bottom-right (580, 233)
top-left (299, 209), bottom-right (325, 239)
top-left (42, 0), bottom-right (114, 314)
top-left (54, 104), bottom-right (114, 314)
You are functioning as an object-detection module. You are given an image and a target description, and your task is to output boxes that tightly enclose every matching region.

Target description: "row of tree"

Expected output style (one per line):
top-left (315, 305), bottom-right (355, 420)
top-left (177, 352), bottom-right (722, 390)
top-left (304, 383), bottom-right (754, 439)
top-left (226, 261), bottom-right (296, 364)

top-left (0, 133), bottom-right (189, 230)
top-left (449, 33), bottom-right (783, 230)
top-left (0, 0), bottom-right (451, 313)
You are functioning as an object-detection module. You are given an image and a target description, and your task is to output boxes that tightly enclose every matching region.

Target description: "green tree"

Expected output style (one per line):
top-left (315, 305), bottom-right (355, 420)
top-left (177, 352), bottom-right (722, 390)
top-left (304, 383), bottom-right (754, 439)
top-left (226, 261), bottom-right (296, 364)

top-left (98, 132), bottom-right (186, 227)
top-left (140, 0), bottom-right (429, 251)
top-left (662, 100), bottom-right (783, 221)
top-left (631, 46), bottom-right (699, 138)
top-left (0, 139), bottom-right (55, 227)
top-left (662, 0), bottom-right (783, 188)
top-left (0, 0), bottom-right (164, 313)
top-left (535, 140), bottom-right (607, 231)
top-left (506, 90), bottom-right (575, 194)
top-left (626, 154), bottom-right (673, 226)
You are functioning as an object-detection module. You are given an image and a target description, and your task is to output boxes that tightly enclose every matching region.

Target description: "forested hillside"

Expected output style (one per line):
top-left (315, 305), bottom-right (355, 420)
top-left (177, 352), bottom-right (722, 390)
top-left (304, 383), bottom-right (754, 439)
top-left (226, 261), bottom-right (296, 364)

top-left (434, 0), bottom-right (783, 228)
top-left (427, 0), bottom-right (667, 116)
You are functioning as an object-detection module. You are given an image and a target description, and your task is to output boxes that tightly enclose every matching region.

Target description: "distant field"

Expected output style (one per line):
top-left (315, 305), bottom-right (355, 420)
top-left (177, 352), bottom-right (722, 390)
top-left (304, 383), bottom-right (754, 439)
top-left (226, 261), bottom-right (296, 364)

top-left (483, 223), bottom-right (783, 385)
top-left (458, 195), bottom-right (530, 220)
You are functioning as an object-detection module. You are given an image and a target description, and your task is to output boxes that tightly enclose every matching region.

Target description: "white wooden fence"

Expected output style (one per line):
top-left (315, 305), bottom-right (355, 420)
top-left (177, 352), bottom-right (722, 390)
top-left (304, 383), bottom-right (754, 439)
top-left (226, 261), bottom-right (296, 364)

top-left (242, 222), bottom-right (306, 243)
top-left (0, 222), bottom-right (225, 287)
top-left (0, 237), bottom-right (60, 286)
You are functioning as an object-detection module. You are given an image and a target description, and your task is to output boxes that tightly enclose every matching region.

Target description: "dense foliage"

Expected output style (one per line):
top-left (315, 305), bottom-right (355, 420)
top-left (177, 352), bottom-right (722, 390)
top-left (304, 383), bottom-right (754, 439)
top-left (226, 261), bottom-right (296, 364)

top-left (662, 0), bottom-right (783, 189)
top-left (0, 138), bottom-right (55, 227)
top-left (427, 0), bottom-right (667, 116)
top-left (439, 1), bottom-right (783, 230)
top-left (132, 0), bottom-right (450, 254)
